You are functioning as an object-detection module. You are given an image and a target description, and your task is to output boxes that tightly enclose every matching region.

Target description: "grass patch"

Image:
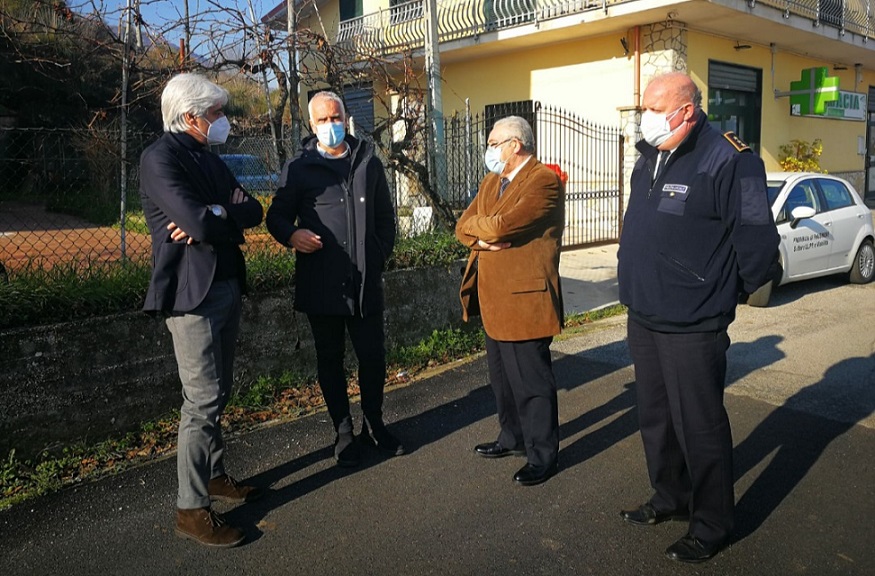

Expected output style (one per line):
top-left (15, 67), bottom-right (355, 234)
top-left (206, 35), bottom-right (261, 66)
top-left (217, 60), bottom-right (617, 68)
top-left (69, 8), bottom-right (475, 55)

top-left (564, 304), bottom-right (627, 330)
top-left (0, 229), bottom-right (467, 330)
top-left (0, 258), bottom-right (151, 330)
top-left (388, 327), bottom-right (485, 371)
top-left (386, 230), bottom-right (468, 270)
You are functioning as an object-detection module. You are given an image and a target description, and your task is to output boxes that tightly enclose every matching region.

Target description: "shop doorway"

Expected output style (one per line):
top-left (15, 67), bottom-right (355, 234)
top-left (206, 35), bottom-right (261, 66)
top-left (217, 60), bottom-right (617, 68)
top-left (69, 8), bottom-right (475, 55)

top-left (706, 61), bottom-right (762, 153)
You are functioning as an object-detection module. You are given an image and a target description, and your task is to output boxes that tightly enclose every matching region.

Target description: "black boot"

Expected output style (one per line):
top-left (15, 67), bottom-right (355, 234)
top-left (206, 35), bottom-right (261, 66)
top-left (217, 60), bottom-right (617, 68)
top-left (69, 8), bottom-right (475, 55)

top-left (361, 416), bottom-right (404, 456)
top-left (334, 416), bottom-right (361, 467)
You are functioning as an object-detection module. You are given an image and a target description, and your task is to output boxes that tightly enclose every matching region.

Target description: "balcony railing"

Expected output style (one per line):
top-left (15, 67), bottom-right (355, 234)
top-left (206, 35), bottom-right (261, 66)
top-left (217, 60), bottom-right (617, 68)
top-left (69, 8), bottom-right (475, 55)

top-left (754, 0), bottom-right (871, 37)
top-left (336, 0), bottom-right (873, 55)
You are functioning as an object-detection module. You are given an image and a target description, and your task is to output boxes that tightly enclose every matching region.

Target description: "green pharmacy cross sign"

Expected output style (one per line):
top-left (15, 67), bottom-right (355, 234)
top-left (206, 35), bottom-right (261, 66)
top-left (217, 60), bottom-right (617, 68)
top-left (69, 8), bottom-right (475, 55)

top-left (782, 67), bottom-right (840, 116)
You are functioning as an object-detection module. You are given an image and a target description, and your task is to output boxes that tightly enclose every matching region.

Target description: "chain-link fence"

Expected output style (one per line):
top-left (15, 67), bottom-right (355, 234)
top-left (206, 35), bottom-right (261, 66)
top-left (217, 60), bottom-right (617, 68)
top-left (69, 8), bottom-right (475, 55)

top-left (0, 126), bottom-right (157, 272)
top-left (0, 105), bottom-right (622, 274)
top-left (0, 124), bottom-right (446, 274)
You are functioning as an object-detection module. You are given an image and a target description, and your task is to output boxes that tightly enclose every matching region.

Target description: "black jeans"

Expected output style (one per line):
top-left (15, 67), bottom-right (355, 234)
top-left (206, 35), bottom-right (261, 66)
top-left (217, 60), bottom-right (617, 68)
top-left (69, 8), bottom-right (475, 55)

top-left (307, 312), bottom-right (387, 432)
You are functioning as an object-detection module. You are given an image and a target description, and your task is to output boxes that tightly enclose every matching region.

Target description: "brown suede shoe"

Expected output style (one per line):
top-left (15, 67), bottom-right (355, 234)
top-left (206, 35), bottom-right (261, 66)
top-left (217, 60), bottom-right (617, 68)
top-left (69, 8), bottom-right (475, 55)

top-left (175, 507), bottom-right (245, 548)
top-left (208, 474), bottom-right (263, 504)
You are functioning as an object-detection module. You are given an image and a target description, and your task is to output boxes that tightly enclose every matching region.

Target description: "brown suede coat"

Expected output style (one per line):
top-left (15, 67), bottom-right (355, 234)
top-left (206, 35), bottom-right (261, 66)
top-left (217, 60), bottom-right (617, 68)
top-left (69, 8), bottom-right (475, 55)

top-left (456, 157), bottom-right (565, 341)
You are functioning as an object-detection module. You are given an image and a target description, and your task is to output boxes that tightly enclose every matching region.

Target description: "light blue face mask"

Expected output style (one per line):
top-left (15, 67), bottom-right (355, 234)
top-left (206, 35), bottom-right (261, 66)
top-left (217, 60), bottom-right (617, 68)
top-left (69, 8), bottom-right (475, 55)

top-left (316, 122), bottom-right (346, 148)
top-left (484, 143), bottom-right (508, 175)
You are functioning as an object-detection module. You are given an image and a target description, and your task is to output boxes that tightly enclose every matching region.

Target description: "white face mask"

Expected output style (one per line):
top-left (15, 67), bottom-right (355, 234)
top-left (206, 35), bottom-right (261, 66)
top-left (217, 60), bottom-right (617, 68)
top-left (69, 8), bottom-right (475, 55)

top-left (198, 115), bottom-right (231, 145)
top-left (640, 106), bottom-right (684, 147)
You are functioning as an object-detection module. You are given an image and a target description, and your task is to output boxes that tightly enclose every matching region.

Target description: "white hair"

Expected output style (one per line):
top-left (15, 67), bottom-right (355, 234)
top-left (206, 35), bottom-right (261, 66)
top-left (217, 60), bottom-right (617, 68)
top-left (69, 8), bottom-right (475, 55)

top-left (308, 91), bottom-right (346, 121)
top-left (493, 116), bottom-right (535, 152)
top-left (161, 73), bottom-right (229, 133)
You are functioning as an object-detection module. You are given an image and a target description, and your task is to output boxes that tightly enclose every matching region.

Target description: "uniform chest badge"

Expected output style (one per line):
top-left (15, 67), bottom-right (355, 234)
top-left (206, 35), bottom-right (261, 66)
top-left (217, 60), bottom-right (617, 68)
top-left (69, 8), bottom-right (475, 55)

top-left (662, 184), bottom-right (688, 197)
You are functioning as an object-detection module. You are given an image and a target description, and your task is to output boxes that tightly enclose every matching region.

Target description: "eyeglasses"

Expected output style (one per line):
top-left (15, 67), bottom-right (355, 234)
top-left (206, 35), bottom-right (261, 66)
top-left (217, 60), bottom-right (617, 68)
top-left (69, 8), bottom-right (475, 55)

top-left (486, 138), bottom-right (515, 149)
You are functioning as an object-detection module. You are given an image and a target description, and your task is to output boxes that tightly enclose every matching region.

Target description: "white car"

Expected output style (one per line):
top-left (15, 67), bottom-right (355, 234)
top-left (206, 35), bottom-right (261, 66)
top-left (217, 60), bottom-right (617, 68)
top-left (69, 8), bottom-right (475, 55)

top-left (747, 172), bottom-right (875, 306)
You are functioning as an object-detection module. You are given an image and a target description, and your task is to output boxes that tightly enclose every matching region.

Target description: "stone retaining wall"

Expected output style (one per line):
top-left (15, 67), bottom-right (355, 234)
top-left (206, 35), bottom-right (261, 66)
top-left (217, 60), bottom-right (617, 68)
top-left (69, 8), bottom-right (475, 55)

top-left (0, 261), bottom-right (475, 458)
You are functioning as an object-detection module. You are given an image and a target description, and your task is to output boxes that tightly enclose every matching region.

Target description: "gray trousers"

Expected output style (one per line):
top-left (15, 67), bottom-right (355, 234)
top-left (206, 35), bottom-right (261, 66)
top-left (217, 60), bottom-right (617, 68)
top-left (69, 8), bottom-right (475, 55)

top-left (165, 279), bottom-right (242, 510)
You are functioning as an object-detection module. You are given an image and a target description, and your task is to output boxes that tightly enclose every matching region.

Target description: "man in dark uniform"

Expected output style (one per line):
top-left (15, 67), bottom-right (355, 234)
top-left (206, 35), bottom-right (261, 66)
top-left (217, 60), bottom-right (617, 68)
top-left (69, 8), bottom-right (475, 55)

top-left (617, 72), bottom-right (779, 563)
top-left (266, 91), bottom-right (401, 468)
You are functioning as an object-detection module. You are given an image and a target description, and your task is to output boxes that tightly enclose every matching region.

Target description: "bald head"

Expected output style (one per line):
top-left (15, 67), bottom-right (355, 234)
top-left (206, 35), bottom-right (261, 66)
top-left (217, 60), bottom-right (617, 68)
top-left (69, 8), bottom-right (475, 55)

top-left (641, 72), bottom-right (702, 150)
top-left (646, 72), bottom-right (702, 110)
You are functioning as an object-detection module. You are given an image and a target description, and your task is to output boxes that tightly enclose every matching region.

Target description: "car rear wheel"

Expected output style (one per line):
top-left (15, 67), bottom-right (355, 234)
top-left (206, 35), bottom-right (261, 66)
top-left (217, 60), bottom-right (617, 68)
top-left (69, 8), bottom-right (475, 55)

top-left (849, 239), bottom-right (875, 284)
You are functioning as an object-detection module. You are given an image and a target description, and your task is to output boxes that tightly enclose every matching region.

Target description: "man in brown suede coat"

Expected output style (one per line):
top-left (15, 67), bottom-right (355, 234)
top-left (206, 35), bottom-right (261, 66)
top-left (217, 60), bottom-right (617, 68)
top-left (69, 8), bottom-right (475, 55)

top-left (456, 115), bottom-right (565, 486)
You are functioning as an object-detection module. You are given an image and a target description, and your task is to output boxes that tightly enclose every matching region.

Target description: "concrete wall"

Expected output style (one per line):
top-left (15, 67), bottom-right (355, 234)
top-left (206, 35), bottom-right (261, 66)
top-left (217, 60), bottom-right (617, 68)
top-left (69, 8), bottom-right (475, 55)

top-left (0, 261), bottom-right (474, 458)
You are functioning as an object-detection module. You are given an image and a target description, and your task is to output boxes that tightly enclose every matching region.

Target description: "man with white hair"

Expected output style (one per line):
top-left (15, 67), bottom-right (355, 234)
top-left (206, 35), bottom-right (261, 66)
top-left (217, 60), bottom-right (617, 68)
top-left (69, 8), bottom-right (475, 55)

top-left (140, 73), bottom-right (264, 548)
top-left (266, 91), bottom-right (401, 467)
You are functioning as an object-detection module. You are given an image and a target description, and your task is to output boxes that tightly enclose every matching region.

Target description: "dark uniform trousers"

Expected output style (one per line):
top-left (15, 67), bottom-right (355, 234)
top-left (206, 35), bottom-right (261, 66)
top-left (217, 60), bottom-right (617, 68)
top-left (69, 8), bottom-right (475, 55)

top-left (307, 312), bottom-right (386, 433)
top-left (485, 334), bottom-right (559, 468)
top-left (627, 317), bottom-right (735, 544)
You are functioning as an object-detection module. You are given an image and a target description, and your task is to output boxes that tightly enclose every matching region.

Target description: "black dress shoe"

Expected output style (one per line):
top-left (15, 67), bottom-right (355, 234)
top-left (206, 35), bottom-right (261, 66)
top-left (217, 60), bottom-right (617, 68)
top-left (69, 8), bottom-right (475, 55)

top-left (620, 502), bottom-right (689, 526)
top-left (513, 461), bottom-right (558, 486)
top-left (664, 533), bottom-right (726, 563)
top-left (474, 442), bottom-right (525, 459)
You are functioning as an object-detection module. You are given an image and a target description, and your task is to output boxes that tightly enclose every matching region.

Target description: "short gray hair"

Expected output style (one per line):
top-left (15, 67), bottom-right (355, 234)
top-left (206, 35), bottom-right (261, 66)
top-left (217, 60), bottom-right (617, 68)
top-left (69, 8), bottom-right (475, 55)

top-left (308, 91), bottom-right (346, 121)
top-left (161, 73), bottom-right (229, 133)
top-left (493, 116), bottom-right (534, 152)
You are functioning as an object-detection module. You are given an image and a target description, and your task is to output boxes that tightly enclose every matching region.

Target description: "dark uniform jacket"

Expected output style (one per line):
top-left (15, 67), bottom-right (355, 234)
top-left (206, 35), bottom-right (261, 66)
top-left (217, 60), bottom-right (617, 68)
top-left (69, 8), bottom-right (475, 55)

top-left (618, 109), bottom-right (779, 332)
top-left (266, 135), bottom-right (396, 317)
top-left (139, 132), bottom-right (264, 314)
top-left (456, 158), bottom-right (565, 341)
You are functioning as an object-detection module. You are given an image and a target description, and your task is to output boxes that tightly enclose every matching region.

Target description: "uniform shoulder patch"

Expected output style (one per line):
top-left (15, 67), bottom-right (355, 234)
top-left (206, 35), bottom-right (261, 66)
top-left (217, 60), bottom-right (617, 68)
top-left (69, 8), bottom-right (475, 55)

top-left (723, 131), bottom-right (750, 152)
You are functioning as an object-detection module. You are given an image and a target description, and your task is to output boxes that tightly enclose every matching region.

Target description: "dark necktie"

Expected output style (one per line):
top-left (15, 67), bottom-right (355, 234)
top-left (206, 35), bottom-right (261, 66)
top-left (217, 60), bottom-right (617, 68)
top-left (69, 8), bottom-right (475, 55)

top-left (499, 177), bottom-right (510, 197)
top-left (654, 151), bottom-right (668, 183)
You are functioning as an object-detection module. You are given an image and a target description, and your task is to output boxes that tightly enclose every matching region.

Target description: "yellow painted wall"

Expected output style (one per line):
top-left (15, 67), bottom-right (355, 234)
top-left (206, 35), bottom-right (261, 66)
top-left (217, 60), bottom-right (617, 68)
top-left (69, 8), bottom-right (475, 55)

top-left (687, 31), bottom-right (869, 174)
top-left (295, 5), bottom-right (872, 179)
top-left (440, 34), bottom-right (634, 121)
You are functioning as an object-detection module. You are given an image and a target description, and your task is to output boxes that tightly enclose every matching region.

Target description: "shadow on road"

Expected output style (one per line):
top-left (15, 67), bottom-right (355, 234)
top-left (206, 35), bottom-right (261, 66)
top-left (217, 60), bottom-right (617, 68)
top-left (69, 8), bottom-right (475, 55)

top-left (227, 339), bottom-right (636, 543)
top-left (732, 354), bottom-right (875, 542)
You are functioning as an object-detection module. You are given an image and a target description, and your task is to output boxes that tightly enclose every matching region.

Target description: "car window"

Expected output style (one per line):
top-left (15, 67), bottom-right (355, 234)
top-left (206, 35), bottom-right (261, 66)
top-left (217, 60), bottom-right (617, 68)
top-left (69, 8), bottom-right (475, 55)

top-left (817, 179), bottom-right (854, 211)
top-left (777, 181), bottom-right (820, 223)
top-left (767, 183), bottom-right (783, 208)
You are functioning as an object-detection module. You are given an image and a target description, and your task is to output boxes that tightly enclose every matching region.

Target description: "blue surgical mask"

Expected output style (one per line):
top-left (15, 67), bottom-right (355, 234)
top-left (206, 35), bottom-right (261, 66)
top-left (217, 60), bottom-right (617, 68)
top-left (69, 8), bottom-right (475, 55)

top-left (484, 145), bottom-right (507, 175)
top-left (315, 122), bottom-right (346, 148)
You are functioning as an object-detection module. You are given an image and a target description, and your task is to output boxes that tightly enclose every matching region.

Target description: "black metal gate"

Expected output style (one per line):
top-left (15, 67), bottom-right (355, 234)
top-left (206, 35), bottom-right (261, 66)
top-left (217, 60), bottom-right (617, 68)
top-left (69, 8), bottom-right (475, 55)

top-left (445, 102), bottom-right (623, 249)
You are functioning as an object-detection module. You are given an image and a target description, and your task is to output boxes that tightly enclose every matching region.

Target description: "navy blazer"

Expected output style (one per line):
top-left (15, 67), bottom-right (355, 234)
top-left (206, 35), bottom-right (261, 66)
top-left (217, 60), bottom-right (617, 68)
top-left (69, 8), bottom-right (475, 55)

top-left (139, 132), bottom-right (263, 314)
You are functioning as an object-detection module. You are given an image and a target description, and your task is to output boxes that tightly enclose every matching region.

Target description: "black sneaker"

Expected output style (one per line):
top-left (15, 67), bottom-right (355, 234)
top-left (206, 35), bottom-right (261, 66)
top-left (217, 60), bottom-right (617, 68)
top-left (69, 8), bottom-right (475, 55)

top-left (361, 419), bottom-right (404, 456)
top-left (334, 431), bottom-right (361, 467)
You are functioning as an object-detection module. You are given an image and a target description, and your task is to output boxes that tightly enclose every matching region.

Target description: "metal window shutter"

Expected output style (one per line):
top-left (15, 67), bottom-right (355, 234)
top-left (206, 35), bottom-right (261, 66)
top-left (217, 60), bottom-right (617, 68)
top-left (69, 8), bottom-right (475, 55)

top-left (344, 86), bottom-right (375, 135)
top-left (709, 62), bottom-right (758, 93)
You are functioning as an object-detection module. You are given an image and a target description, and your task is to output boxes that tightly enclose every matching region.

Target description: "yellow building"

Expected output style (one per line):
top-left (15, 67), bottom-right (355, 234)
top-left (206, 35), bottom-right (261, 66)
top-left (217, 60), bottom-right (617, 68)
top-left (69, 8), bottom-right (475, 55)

top-left (264, 0), bottom-right (875, 239)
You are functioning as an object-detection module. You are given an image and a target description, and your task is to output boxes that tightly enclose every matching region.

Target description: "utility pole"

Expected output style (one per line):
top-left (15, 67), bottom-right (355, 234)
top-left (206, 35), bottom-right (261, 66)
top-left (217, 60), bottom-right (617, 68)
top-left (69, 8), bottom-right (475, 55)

top-left (183, 0), bottom-right (191, 67)
top-left (287, 0), bottom-right (301, 145)
top-left (119, 0), bottom-right (133, 261)
top-left (423, 0), bottom-right (447, 198)
top-left (248, 1), bottom-right (280, 168)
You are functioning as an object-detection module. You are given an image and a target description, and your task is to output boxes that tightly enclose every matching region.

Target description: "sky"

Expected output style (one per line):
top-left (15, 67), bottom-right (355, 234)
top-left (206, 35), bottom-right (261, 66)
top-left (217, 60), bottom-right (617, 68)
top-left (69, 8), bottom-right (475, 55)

top-left (108, 0), bottom-right (278, 46)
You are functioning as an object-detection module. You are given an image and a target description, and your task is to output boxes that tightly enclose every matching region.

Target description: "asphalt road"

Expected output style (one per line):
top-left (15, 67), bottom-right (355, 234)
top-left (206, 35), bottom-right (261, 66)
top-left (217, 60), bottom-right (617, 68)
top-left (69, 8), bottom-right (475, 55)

top-left (1, 275), bottom-right (873, 575)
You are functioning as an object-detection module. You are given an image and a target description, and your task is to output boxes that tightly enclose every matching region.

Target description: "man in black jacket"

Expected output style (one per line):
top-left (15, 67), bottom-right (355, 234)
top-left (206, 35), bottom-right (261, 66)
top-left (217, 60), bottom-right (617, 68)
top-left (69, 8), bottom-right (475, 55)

top-left (617, 72), bottom-right (779, 563)
top-left (140, 73), bottom-right (264, 548)
top-left (266, 91), bottom-right (401, 467)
